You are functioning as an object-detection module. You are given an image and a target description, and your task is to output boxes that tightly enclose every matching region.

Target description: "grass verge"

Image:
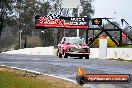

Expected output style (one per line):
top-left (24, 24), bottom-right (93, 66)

top-left (0, 66), bottom-right (83, 88)
top-left (107, 58), bottom-right (132, 62)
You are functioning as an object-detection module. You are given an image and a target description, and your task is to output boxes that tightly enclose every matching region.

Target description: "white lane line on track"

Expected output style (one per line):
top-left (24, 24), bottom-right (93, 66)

top-left (0, 65), bottom-right (95, 88)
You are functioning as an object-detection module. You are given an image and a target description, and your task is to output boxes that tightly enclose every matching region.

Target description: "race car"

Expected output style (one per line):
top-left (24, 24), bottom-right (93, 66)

top-left (57, 37), bottom-right (90, 59)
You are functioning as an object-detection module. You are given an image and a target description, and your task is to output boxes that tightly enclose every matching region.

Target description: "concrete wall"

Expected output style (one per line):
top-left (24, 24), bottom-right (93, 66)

top-left (2, 47), bottom-right (132, 60)
top-left (90, 48), bottom-right (132, 60)
top-left (2, 46), bottom-right (55, 55)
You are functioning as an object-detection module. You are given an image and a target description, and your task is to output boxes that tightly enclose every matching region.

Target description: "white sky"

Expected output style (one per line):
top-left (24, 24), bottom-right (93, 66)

top-left (92, 0), bottom-right (132, 26)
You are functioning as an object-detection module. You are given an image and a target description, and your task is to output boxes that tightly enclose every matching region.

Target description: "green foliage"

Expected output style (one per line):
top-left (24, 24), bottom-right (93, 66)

top-left (0, 0), bottom-right (50, 51)
top-left (80, 0), bottom-right (94, 17)
top-left (0, 71), bottom-right (58, 88)
top-left (1, 0), bottom-right (95, 49)
top-left (39, 29), bottom-right (54, 46)
top-left (72, 0), bottom-right (94, 17)
top-left (104, 21), bottom-right (120, 29)
top-left (27, 36), bottom-right (43, 48)
top-left (93, 38), bottom-right (99, 47)
top-left (119, 45), bottom-right (132, 48)
top-left (107, 37), bottom-right (117, 47)
top-left (108, 58), bottom-right (132, 62)
top-left (14, 43), bottom-right (20, 50)
top-left (93, 37), bottom-right (117, 47)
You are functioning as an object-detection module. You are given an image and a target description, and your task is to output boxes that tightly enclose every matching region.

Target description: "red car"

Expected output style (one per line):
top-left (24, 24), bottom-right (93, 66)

top-left (57, 37), bottom-right (90, 59)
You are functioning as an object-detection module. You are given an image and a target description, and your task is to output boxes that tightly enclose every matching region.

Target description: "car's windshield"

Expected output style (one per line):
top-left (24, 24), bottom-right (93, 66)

top-left (65, 38), bottom-right (84, 44)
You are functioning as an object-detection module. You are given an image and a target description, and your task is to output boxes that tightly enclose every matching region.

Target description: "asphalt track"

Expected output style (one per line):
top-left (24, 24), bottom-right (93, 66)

top-left (0, 54), bottom-right (132, 88)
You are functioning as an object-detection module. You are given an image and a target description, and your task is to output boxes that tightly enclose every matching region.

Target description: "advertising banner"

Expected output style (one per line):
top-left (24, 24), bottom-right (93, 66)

top-left (35, 15), bottom-right (89, 29)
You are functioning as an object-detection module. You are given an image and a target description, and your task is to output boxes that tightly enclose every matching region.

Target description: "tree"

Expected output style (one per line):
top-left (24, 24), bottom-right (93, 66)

top-left (0, 0), bottom-right (18, 51)
top-left (104, 21), bottom-right (120, 29)
top-left (0, 0), bottom-right (50, 50)
top-left (45, 0), bottom-right (95, 46)
top-left (0, 0), bottom-right (95, 50)
top-left (72, 0), bottom-right (94, 17)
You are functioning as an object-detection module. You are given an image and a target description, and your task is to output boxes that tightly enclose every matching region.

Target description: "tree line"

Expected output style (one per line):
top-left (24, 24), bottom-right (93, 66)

top-left (0, 0), bottom-right (95, 51)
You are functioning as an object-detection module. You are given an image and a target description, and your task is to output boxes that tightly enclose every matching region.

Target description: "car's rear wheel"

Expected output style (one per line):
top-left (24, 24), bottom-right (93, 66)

top-left (85, 55), bottom-right (89, 59)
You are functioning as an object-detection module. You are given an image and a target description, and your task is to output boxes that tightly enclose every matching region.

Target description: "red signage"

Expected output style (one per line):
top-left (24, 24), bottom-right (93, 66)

top-left (35, 16), bottom-right (88, 29)
top-left (39, 16), bottom-right (65, 25)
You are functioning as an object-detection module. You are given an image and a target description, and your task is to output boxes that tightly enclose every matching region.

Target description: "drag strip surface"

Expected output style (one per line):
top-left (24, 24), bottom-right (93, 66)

top-left (0, 54), bottom-right (132, 88)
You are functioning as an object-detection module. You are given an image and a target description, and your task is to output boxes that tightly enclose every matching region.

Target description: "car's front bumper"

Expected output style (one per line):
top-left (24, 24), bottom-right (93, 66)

top-left (66, 52), bottom-right (90, 57)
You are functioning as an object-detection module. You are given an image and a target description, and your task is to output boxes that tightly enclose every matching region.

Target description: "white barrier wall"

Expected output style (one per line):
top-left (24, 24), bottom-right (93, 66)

top-left (2, 46), bottom-right (55, 55)
top-left (90, 48), bottom-right (132, 60)
top-left (2, 47), bottom-right (132, 60)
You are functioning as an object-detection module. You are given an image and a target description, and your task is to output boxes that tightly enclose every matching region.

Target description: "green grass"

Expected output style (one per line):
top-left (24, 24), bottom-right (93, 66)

top-left (119, 45), bottom-right (132, 48)
top-left (107, 58), bottom-right (132, 62)
top-left (0, 71), bottom-right (58, 88)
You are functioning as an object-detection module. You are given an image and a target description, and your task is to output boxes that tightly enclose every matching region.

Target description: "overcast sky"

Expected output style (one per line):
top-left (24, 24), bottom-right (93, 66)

top-left (92, 0), bottom-right (132, 26)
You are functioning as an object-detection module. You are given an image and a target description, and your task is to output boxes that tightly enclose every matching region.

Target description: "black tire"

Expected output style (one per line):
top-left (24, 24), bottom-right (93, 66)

top-left (63, 50), bottom-right (68, 58)
top-left (64, 54), bottom-right (68, 58)
top-left (58, 53), bottom-right (62, 58)
top-left (56, 49), bottom-right (59, 56)
top-left (76, 76), bottom-right (86, 85)
top-left (85, 55), bottom-right (89, 59)
top-left (79, 57), bottom-right (83, 59)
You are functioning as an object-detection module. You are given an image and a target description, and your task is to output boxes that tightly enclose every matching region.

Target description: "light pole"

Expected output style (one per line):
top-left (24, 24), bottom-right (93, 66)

top-left (19, 30), bottom-right (22, 49)
top-left (24, 27), bottom-right (27, 48)
top-left (114, 11), bottom-right (118, 29)
top-left (77, 0), bottom-right (80, 37)
top-left (114, 11), bottom-right (117, 21)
